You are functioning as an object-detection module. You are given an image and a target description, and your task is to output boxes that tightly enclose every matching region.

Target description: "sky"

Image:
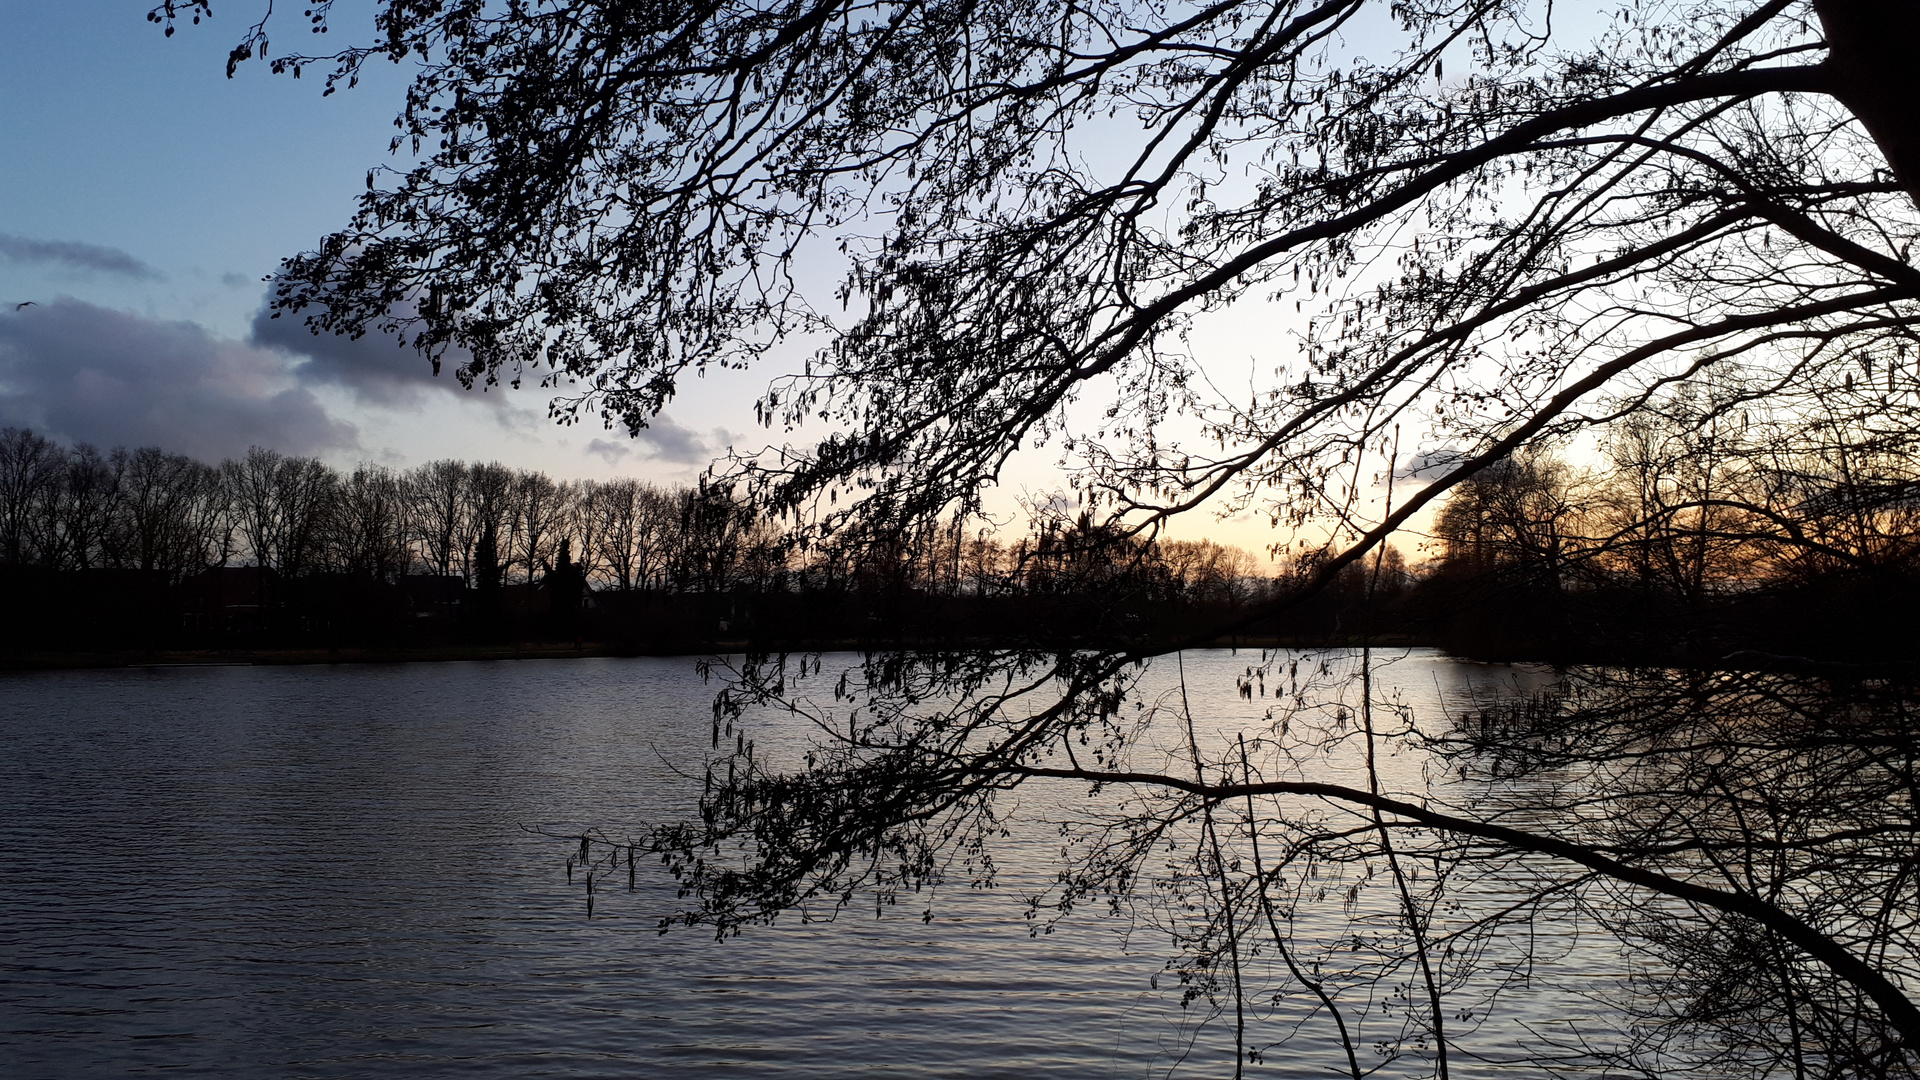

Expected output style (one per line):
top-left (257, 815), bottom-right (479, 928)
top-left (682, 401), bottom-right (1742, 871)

top-left (0, 3), bottom-right (1428, 558)
top-left (0, 2), bottom-right (752, 483)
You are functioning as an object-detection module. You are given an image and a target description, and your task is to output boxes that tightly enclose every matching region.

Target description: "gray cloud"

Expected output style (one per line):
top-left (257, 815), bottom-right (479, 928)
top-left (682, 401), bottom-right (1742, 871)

top-left (1389, 448), bottom-right (1468, 486)
top-left (246, 269), bottom-right (493, 407)
top-left (0, 234), bottom-right (161, 280)
top-left (0, 298), bottom-right (355, 461)
top-left (589, 418), bottom-right (733, 466)
top-left (250, 303), bottom-right (479, 406)
top-left (635, 415), bottom-right (714, 464)
top-left (587, 437), bottom-right (635, 465)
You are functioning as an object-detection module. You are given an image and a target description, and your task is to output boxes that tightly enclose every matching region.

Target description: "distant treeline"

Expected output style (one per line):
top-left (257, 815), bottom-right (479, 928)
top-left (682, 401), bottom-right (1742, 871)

top-left (1417, 412), bottom-right (1920, 663)
top-left (5, 414), bottom-right (1913, 663)
top-left (0, 428), bottom-right (1316, 654)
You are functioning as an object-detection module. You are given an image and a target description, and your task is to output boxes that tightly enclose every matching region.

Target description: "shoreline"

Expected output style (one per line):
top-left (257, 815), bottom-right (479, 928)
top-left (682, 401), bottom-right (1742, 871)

top-left (6, 640), bottom-right (1907, 678)
top-left (0, 634), bottom-right (1439, 671)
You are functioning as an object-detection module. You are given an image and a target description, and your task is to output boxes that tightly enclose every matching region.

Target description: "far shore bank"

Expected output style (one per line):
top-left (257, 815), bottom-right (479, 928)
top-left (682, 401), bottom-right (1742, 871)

top-left (0, 634), bottom-right (1444, 671)
top-left (8, 635), bottom-right (1909, 677)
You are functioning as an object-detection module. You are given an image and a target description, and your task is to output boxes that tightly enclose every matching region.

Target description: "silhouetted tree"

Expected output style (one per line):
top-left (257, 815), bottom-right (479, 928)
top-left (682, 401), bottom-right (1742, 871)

top-left (117, 446), bottom-right (228, 582)
top-left (333, 464), bottom-right (409, 581)
top-left (461, 462), bottom-right (515, 586)
top-left (407, 459), bottom-right (468, 580)
top-left (169, 0), bottom-right (1920, 1070)
top-left (106, 0), bottom-right (1920, 1034)
top-left (52, 445), bottom-right (125, 571)
top-left (1432, 449), bottom-right (1581, 590)
top-left (472, 517), bottom-right (504, 627)
top-left (545, 536), bottom-right (585, 638)
top-left (0, 428), bottom-right (63, 566)
top-left (512, 469), bottom-right (567, 584)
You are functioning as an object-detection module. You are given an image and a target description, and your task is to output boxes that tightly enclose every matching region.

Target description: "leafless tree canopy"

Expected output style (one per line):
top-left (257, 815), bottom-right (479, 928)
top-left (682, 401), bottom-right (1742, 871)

top-left (153, 2), bottom-right (1920, 1074)
top-left (158, 0), bottom-right (1920, 565)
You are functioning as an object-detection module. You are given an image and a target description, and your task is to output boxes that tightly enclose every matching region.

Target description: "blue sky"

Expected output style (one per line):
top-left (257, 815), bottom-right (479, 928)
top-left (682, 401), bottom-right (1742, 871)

top-left (0, 3), bottom-right (743, 477)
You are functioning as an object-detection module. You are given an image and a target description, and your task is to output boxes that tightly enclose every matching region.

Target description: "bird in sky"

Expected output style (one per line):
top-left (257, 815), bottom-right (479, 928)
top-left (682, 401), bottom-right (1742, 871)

top-left (14, 301), bottom-right (35, 310)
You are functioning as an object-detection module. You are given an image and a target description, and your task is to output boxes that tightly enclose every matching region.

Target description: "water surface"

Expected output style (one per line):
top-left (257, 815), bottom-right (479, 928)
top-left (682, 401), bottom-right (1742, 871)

top-left (0, 651), bottom-right (1564, 1078)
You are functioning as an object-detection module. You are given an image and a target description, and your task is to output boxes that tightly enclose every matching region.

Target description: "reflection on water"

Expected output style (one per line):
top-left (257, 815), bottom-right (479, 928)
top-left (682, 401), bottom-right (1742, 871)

top-left (1, 651), bottom-right (1584, 1077)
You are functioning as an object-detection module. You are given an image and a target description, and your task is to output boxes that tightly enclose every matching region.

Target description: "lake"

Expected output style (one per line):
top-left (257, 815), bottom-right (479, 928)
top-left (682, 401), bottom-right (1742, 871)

top-left (3, 650), bottom-right (1602, 1078)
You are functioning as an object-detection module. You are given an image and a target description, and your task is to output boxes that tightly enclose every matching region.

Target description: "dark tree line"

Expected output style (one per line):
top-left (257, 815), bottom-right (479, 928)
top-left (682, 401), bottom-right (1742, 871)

top-left (0, 428), bottom-right (753, 592)
top-left (0, 428), bottom-right (1309, 652)
top-left (1421, 373), bottom-right (1920, 663)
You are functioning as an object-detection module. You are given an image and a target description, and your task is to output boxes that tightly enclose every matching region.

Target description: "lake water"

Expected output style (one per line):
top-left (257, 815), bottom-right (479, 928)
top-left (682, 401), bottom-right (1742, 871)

top-left (1, 650), bottom-right (1584, 1078)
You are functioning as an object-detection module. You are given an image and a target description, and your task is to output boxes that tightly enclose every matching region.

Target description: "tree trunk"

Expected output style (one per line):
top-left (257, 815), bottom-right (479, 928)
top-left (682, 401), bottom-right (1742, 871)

top-left (1816, 0), bottom-right (1920, 210)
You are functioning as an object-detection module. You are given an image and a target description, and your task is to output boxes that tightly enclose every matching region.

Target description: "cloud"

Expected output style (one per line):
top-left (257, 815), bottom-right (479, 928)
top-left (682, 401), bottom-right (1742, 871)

top-left (248, 281), bottom-right (506, 409)
top-left (587, 437), bottom-right (634, 465)
top-left (249, 302), bottom-right (484, 406)
top-left (1389, 448), bottom-right (1468, 486)
top-left (589, 418), bottom-right (733, 467)
top-left (0, 298), bottom-right (355, 461)
top-left (0, 234), bottom-right (161, 280)
top-left (634, 415), bottom-right (716, 464)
